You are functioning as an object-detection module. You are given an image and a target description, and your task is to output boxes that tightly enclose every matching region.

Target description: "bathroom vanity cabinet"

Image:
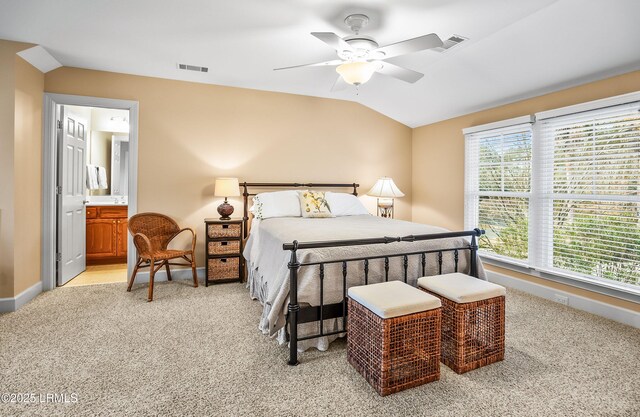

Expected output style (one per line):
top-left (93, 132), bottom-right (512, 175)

top-left (86, 205), bottom-right (128, 265)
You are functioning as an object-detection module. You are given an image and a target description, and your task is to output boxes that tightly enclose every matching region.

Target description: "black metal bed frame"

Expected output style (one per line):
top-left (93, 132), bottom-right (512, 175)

top-left (241, 182), bottom-right (359, 239)
top-left (241, 182), bottom-right (483, 365)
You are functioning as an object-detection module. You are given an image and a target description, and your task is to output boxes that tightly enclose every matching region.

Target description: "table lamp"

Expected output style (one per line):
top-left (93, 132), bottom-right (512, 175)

top-left (366, 177), bottom-right (405, 218)
top-left (214, 177), bottom-right (240, 220)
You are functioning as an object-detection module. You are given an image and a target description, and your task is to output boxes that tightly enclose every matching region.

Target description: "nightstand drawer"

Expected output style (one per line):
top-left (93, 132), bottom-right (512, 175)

top-left (208, 240), bottom-right (240, 255)
top-left (208, 257), bottom-right (239, 281)
top-left (207, 223), bottom-right (241, 239)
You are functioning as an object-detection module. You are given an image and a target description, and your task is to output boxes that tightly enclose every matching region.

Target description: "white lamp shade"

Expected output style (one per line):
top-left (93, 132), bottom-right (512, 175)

top-left (214, 177), bottom-right (240, 197)
top-left (367, 177), bottom-right (405, 198)
top-left (336, 62), bottom-right (378, 86)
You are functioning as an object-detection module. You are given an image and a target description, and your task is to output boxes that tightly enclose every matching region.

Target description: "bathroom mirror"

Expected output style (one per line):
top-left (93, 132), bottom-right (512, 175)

top-left (110, 135), bottom-right (129, 196)
top-left (87, 133), bottom-right (129, 197)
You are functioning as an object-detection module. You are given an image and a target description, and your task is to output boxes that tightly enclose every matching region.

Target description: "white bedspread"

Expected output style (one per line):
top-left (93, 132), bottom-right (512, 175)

top-left (243, 215), bottom-right (486, 351)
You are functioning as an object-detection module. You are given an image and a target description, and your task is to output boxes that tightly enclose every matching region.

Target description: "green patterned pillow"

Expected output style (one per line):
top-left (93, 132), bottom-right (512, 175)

top-left (298, 191), bottom-right (334, 218)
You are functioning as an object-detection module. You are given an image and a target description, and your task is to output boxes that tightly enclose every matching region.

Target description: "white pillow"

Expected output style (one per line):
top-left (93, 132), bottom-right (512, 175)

top-left (325, 192), bottom-right (370, 216)
top-left (252, 190), bottom-right (302, 219)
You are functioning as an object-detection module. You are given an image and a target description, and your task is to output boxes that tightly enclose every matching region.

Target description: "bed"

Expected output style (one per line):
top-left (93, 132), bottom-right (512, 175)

top-left (241, 182), bottom-right (485, 365)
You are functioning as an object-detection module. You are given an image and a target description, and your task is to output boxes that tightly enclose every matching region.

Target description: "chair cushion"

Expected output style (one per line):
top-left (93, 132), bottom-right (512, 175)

top-left (348, 281), bottom-right (441, 319)
top-left (141, 249), bottom-right (192, 261)
top-left (417, 273), bottom-right (506, 304)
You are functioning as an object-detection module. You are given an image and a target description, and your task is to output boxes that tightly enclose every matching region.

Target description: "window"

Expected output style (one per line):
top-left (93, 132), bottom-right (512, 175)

top-left (464, 121), bottom-right (532, 263)
top-left (465, 96), bottom-right (640, 293)
top-left (536, 102), bottom-right (640, 288)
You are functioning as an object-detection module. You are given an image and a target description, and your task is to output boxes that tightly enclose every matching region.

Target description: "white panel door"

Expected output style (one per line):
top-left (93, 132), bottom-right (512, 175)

top-left (57, 107), bottom-right (87, 285)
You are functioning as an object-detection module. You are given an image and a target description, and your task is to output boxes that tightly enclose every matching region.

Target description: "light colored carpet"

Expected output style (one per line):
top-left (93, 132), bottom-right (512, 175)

top-left (0, 281), bottom-right (638, 417)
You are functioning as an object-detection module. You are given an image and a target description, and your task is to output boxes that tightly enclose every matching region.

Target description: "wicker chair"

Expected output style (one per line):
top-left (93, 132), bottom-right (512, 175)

top-left (127, 212), bottom-right (198, 301)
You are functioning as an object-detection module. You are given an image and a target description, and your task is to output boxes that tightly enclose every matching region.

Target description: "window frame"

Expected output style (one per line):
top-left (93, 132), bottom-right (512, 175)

top-left (464, 117), bottom-right (534, 264)
top-left (464, 92), bottom-right (640, 302)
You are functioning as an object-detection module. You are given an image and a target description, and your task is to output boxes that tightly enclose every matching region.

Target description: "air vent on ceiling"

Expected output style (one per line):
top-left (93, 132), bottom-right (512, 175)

top-left (433, 35), bottom-right (468, 52)
top-left (177, 63), bottom-right (208, 73)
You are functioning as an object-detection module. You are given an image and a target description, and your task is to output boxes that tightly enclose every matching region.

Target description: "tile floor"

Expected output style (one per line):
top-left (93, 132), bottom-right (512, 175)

top-left (64, 264), bottom-right (128, 287)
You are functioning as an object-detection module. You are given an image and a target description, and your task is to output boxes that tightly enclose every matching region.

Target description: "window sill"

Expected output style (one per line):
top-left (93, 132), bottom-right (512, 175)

top-left (480, 255), bottom-right (640, 305)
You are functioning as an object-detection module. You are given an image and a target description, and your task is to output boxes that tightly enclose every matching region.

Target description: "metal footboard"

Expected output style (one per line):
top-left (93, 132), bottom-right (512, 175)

top-left (283, 228), bottom-right (484, 365)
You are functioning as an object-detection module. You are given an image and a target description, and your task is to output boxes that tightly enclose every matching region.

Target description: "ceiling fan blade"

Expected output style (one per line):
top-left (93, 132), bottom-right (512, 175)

top-left (331, 75), bottom-right (349, 92)
top-left (376, 62), bottom-right (424, 83)
top-left (311, 32), bottom-right (353, 53)
top-left (274, 59), bottom-right (344, 71)
top-left (373, 33), bottom-right (443, 59)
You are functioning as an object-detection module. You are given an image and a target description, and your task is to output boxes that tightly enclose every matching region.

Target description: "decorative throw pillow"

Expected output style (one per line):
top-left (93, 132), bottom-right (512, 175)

top-left (298, 191), bottom-right (334, 218)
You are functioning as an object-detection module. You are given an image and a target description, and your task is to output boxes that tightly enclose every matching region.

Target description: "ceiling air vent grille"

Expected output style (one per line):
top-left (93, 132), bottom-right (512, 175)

top-left (434, 35), bottom-right (468, 52)
top-left (177, 63), bottom-right (209, 73)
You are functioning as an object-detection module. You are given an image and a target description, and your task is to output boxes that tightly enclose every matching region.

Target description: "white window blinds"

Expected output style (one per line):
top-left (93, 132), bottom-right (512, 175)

top-left (465, 123), bottom-right (533, 263)
top-left (536, 101), bottom-right (640, 288)
top-left (464, 98), bottom-right (640, 292)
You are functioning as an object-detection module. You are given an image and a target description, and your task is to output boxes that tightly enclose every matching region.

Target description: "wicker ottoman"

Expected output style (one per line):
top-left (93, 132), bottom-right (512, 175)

top-left (347, 281), bottom-right (442, 396)
top-left (417, 273), bottom-right (506, 374)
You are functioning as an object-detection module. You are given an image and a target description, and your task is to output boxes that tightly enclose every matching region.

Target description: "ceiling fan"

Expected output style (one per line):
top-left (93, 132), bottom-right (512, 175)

top-left (274, 14), bottom-right (444, 90)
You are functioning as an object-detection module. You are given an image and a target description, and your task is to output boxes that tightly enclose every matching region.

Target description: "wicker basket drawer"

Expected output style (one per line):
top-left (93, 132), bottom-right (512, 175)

top-left (208, 223), bottom-right (241, 238)
top-left (208, 257), bottom-right (239, 280)
top-left (208, 240), bottom-right (240, 255)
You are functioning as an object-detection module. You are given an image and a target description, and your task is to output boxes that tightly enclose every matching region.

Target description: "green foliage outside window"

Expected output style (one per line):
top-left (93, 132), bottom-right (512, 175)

top-left (476, 117), bottom-right (639, 287)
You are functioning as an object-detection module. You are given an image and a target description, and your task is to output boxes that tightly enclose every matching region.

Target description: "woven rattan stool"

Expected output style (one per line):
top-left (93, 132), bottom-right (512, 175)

top-left (417, 273), bottom-right (506, 374)
top-left (347, 281), bottom-right (442, 396)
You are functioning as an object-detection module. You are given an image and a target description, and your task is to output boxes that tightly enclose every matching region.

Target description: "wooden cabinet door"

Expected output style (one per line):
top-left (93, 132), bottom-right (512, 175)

top-left (86, 219), bottom-right (117, 259)
top-left (116, 219), bottom-right (128, 257)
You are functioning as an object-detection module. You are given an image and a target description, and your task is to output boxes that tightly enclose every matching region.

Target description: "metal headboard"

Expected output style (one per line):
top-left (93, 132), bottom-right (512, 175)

top-left (240, 182), bottom-right (359, 239)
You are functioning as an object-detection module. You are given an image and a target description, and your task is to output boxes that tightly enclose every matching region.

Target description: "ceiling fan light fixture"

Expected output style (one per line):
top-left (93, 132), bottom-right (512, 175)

top-left (336, 61), bottom-right (378, 86)
top-left (276, 16), bottom-right (441, 89)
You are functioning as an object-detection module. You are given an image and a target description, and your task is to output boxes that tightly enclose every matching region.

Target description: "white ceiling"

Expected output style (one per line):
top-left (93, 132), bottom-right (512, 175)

top-left (1, 0), bottom-right (639, 127)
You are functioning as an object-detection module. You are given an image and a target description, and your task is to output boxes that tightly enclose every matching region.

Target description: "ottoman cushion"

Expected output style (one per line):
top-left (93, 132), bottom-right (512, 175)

top-left (348, 281), bottom-right (441, 319)
top-left (417, 272), bottom-right (506, 304)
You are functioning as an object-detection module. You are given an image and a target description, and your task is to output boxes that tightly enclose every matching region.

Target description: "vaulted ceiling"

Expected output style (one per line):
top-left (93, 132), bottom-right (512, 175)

top-left (1, 0), bottom-right (639, 127)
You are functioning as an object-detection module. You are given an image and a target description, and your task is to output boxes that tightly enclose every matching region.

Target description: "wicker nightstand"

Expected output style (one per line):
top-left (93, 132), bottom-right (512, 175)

top-left (204, 218), bottom-right (243, 286)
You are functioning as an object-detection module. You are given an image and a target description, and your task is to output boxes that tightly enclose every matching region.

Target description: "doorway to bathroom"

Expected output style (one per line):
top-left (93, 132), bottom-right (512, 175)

top-left (42, 94), bottom-right (139, 291)
top-left (58, 105), bottom-right (130, 286)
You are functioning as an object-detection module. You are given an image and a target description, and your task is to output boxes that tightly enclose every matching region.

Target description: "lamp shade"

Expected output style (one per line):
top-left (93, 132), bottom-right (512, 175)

top-left (214, 178), bottom-right (240, 197)
top-left (336, 62), bottom-right (378, 86)
top-left (366, 177), bottom-right (405, 198)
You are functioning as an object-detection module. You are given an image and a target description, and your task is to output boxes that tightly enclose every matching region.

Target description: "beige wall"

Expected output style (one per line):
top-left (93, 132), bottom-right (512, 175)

top-left (45, 67), bottom-right (413, 265)
top-left (412, 70), bottom-right (640, 312)
top-left (0, 40), bottom-right (43, 298)
top-left (0, 41), bottom-right (19, 298)
top-left (13, 56), bottom-right (44, 295)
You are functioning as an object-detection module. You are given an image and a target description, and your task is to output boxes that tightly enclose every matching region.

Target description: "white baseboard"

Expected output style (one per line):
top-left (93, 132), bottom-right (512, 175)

top-left (0, 281), bottom-right (43, 313)
top-left (487, 270), bottom-right (639, 329)
top-left (132, 267), bottom-right (206, 284)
